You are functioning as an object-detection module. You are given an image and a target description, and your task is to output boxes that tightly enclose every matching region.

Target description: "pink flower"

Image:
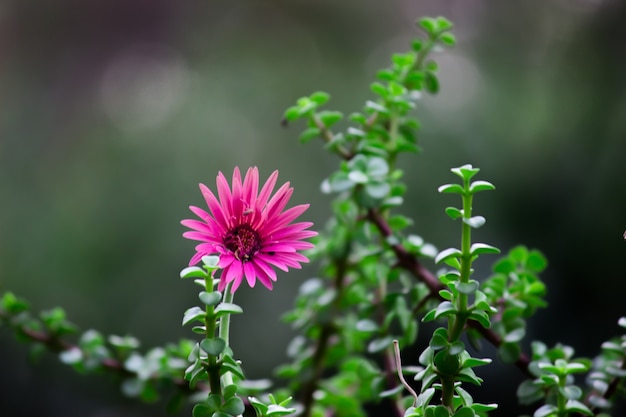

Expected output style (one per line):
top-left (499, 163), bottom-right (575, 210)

top-left (182, 167), bottom-right (317, 292)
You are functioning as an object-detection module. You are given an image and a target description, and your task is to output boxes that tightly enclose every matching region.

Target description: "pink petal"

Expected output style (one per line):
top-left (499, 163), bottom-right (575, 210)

top-left (242, 167), bottom-right (259, 206)
top-left (216, 171), bottom-right (234, 221)
top-left (264, 182), bottom-right (293, 220)
top-left (251, 257), bottom-right (277, 281)
top-left (199, 184), bottom-right (230, 230)
top-left (231, 167), bottom-right (244, 217)
top-left (257, 170), bottom-right (279, 209)
top-left (182, 231), bottom-right (213, 242)
top-left (254, 268), bottom-right (274, 290)
top-left (189, 205), bottom-right (211, 222)
top-left (243, 262), bottom-right (257, 288)
top-left (256, 253), bottom-right (289, 272)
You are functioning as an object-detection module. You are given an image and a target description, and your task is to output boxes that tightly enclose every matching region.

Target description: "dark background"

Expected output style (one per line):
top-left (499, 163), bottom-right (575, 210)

top-left (1, 1), bottom-right (625, 416)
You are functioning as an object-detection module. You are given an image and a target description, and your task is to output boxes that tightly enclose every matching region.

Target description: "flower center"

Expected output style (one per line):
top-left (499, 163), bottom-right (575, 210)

top-left (224, 224), bottom-right (262, 261)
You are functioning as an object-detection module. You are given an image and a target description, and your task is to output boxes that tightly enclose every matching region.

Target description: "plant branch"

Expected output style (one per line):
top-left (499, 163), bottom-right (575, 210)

top-left (365, 208), bottom-right (532, 377)
top-left (0, 307), bottom-right (195, 394)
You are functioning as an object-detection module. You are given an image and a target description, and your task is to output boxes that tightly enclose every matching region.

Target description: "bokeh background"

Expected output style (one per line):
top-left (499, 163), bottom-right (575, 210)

top-left (1, 0), bottom-right (625, 416)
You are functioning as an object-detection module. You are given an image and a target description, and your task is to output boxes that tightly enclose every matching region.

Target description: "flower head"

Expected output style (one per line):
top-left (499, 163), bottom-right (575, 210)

top-left (182, 167), bottom-right (316, 292)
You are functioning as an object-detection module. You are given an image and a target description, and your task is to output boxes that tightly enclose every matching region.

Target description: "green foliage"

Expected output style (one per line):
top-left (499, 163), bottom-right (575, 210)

top-left (477, 246), bottom-right (548, 362)
top-left (2, 12), bottom-right (625, 417)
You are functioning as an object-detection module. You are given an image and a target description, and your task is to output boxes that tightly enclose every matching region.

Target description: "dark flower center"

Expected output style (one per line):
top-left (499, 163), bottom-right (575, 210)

top-left (224, 224), bottom-right (262, 261)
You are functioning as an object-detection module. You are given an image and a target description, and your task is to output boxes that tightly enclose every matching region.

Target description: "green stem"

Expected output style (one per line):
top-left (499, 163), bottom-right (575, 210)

top-left (449, 180), bottom-right (473, 342)
top-left (441, 376), bottom-right (455, 409)
top-left (204, 276), bottom-right (221, 395)
top-left (219, 281), bottom-right (235, 388)
top-left (557, 375), bottom-right (567, 417)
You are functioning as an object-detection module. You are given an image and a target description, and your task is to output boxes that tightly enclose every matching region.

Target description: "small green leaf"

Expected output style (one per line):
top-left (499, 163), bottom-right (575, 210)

top-left (222, 396), bottom-right (245, 415)
top-left (365, 182), bottom-right (391, 199)
top-left (388, 215), bottom-right (413, 231)
top-left (434, 301), bottom-right (457, 319)
top-left (180, 267), bottom-right (207, 279)
top-left (445, 207), bottom-right (463, 220)
top-left (199, 338), bottom-right (226, 356)
top-left (1, 292), bottom-right (29, 313)
top-left (424, 71), bottom-right (439, 94)
top-left (463, 216), bottom-right (485, 228)
top-left (108, 334), bottom-right (140, 349)
top-left (439, 290), bottom-right (453, 300)
top-left (469, 243), bottom-right (500, 256)
top-left (430, 332), bottom-right (449, 350)
top-left (299, 127), bottom-right (321, 143)
top-left (59, 347), bottom-right (83, 364)
top-left (438, 184), bottom-right (464, 194)
top-left (456, 280), bottom-right (478, 295)
top-left (564, 362), bottom-right (589, 374)
top-left (419, 17), bottom-right (437, 34)
top-left (436, 17), bottom-right (453, 31)
top-left (462, 357), bottom-right (491, 369)
top-left (199, 291), bottom-right (222, 306)
top-left (310, 91), bottom-right (330, 105)
top-left (214, 303), bottom-right (243, 317)
top-left (469, 403), bottom-right (498, 413)
top-left (469, 310), bottom-right (491, 328)
top-left (503, 328), bottom-right (526, 343)
top-left (455, 386), bottom-right (473, 407)
top-left (356, 319), bottom-right (379, 332)
top-left (368, 336), bottom-right (394, 353)
top-left (283, 106), bottom-right (301, 122)
top-left (182, 307), bottom-right (206, 326)
top-left (435, 247), bottom-right (462, 264)
top-left (449, 341), bottom-right (465, 355)
top-left (527, 250), bottom-right (548, 272)
top-left (560, 385), bottom-right (582, 400)
top-left (452, 407), bottom-right (475, 417)
top-left (367, 157), bottom-right (389, 177)
top-left (347, 127), bottom-right (365, 137)
top-left (365, 100), bottom-right (389, 114)
top-left (318, 110), bottom-right (343, 127)
top-left (469, 180), bottom-right (495, 193)
top-left (348, 170), bottom-right (369, 184)
top-left (564, 400), bottom-right (592, 415)
top-left (517, 380), bottom-right (543, 404)
top-left (451, 164), bottom-right (480, 181)
top-left (201, 255), bottom-right (220, 270)
top-left (533, 404), bottom-right (557, 417)
top-left (371, 82), bottom-right (388, 98)
top-left (439, 32), bottom-right (456, 46)
top-left (192, 404), bottom-right (212, 417)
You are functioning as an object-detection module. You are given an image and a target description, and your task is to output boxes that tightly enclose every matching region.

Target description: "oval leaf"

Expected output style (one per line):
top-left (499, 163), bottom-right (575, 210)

top-left (469, 180), bottom-right (495, 193)
top-left (182, 307), bottom-right (206, 326)
top-left (199, 291), bottom-right (222, 306)
top-left (180, 267), bottom-right (207, 279)
top-left (200, 337), bottom-right (226, 356)
top-left (435, 247), bottom-right (462, 264)
top-left (214, 302), bottom-right (243, 317)
top-left (445, 207), bottom-right (463, 220)
top-left (463, 216), bottom-right (486, 229)
top-left (469, 243), bottom-right (500, 257)
top-left (438, 183), bottom-right (464, 194)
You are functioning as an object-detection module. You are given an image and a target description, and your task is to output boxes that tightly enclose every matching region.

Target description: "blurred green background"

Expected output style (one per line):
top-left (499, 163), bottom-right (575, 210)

top-left (1, 0), bottom-right (625, 416)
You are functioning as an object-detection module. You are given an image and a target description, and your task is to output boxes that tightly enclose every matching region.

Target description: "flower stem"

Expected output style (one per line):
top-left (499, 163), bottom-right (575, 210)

top-left (204, 275), bottom-right (221, 395)
top-left (219, 281), bottom-right (235, 388)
